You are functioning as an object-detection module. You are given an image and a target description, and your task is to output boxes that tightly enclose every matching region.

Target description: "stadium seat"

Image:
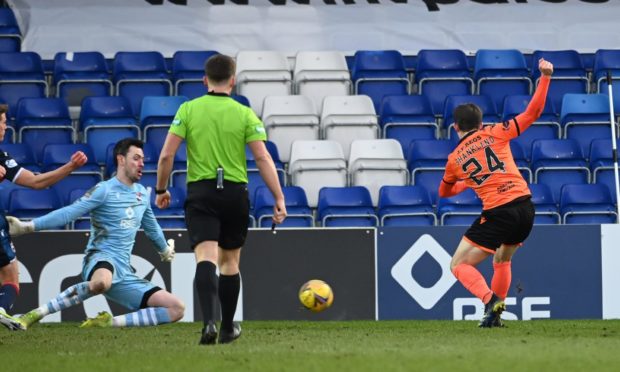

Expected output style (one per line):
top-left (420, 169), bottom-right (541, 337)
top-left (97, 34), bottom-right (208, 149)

top-left (0, 52), bottom-right (47, 122)
top-left (67, 188), bottom-right (91, 230)
top-left (15, 98), bottom-right (75, 163)
top-left (474, 49), bottom-right (532, 112)
top-left (246, 141), bottom-right (285, 207)
top-left (261, 95), bottom-right (319, 162)
top-left (348, 139), bottom-right (408, 206)
top-left (294, 51), bottom-right (351, 111)
top-left (0, 8), bottom-right (21, 52)
top-left (253, 186), bottom-right (313, 228)
top-left (317, 186), bottom-right (378, 227)
top-left (560, 93), bottom-right (612, 158)
top-left (560, 184), bottom-right (617, 224)
top-left (0, 143), bottom-right (40, 173)
top-left (531, 50), bottom-right (589, 112)
top-left (510, 141), bottom-right (532, 183)
top-left (8, 188), bottom-right (62, 220)
top-left (80, 96), bottom-right (140, 164)
top-left (231, 94), bottom-right (251, 108)
top-left (321, 95), bottom-right (379, 158)
top-left (415, 49), bottom-right (474, 115)
top-left (531, 139), bottom-right (590, 203)
top-left (529, 183), bottom-right (561, 224)
top-left (593, 49), bottom-right (620, 94)
top-left (140, 95), bottom-right (188, 151)
top-left (443, 95), bottom-right (498, 138)
top-left (351, 50), bottom-right (409, 112)
top-left (590, 138), bottom-right (620, 204)
top-left (502, 94), bottom-right (560, 161)
top-left (113, 51), bottom-right (172, 116)
top-left (53, 52), bottom-right (113, 112)
top-left (42, 143), bottom-right (102, 204)
top-left (149, 186), bottom-right (186, 228)
top-left (378, 185), bottom-right (436, 226)
top-left (289, 140), bottom-right (347, 208)
top-left (408, 139), bottom-right (454, 205)
top-left (0, 178), bottom-right (27, 212)
top-left (172, 50), bottom-right (218, 98)
top-left (169, 142), bottom-right (188, 189)
top-left (235, 51), bottom-right (291, 116)
top-left (437, 188), bottom-right (482, 226)
top-left (380, 95), bottom-right (438, 153)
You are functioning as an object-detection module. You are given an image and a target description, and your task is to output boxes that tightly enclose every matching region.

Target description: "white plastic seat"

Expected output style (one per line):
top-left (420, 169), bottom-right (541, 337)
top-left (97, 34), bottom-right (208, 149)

top-left (348, 139), bottom-right (409, 206)
top-left (294, 51), bottom-right (351, 111)
top-left (235, 51), bottom-right (292, 116)
top-left (289, 140), bottom-right (348, 207)
top-left (321, 95), bottom-right (379, 158)
top-left (262, 95), bottom-right (319, 163)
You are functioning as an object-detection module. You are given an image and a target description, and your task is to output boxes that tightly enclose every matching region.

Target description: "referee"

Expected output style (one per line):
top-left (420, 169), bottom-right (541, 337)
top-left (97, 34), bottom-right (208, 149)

top-left (155, 54), bottom-right (287, 345)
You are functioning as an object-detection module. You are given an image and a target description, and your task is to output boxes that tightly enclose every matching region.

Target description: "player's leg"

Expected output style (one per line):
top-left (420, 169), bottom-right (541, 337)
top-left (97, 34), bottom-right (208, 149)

top-left (491, 243), bottom-right (520, 301)
top-left (20, 263), bottom-right (113, 329)
top-left (450, 238), bottom-right (493, 304)
top-left (0, 260), bottom-right (22, 330)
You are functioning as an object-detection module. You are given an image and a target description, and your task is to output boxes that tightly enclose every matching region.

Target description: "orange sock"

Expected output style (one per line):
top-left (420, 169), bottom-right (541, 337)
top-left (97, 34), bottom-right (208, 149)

top-left (452, 264), bottom-right (493, 304)
top-left (491, 261), bottom-right (511, 300)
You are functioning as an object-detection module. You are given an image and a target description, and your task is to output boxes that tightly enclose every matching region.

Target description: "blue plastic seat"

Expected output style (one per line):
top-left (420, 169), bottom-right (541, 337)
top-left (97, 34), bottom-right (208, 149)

top-left (67, 188), bottom-right (91, 229)
top-left (231, 94), bottom-right (250, 108)
top-left (317, 186), bottom-right (378, 227)
top-left (172, 50), bottom-right (218, 98)
top-left (443, 95), bottom-right (498, 138)
top-left (437, 188), bottom-right (482, 226)
top-left (415, 49), bottom-right (474, 115)
top-left (560, 94), bottom-right (611, 158)
top-left (529, 183), bottom-right (560, 224)
top-left (531, 139), bottom-right (590, 203)
top-left (254, 186), bottom-right (313, 228)
top-left (503, 94), bottom-right (560, 161)
top-left (0, 143), bottom-right (39, 172)
top-left (0, 8), bottom-right (21, 52)
top-left (113, 51), bottom-right (172, 116)
top-left (150, 186), bottom-right (185, 216)
top-left (140, 95), bottom-right (188, 151)
top-left (590, 138), bottom-right (619, 204)
top-left (380, 95), bottom-right (438, 152)
top-left (474, 49), bottom-right (532, 112)
top-left (408, 139), bottom-right (454, 205)
top-left (509, 141), bottom-right (532, 183)
top-left (593, 49), bottom-right (620, 93)
top-left (560, 184), bottom-right (617, 224)
top-left (351, 50), bottom-right (409, 112)
top-left (80, 96), bottom-right (140, 164)
top-left (378, 185), bottom-right (436, 226)
top-left (53, 51), bottom-right (112, 107)
top-left (8, 188), bottom-right (62, 219)
top-left (531, 50), bottom-right (589, 112)
top-left (0, 52), bottom-right (47, 122)
top-left (15, 98), bottom-right (75, 163)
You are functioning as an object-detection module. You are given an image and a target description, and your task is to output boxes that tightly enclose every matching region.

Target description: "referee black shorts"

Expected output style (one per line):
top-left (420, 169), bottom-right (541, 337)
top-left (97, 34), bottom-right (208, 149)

top-left (184, 179), bottom-right (250, 250)
top-left (464, 195), bottom-right (535, 252)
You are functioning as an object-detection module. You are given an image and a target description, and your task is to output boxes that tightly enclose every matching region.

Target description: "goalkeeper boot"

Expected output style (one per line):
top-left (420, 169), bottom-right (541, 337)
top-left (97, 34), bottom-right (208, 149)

top-left (218, 322), bottom-right (242, 344)
top-left (199, 321), bottom-right (218, 345)
top-left (80, 311), bottom-right (112, 328)
top-left (0, 308), bottom-right (26, 331)
top-left (478, 294), bottom-right (505, 328)
top-left (17, 309), bottom-right (43, 330)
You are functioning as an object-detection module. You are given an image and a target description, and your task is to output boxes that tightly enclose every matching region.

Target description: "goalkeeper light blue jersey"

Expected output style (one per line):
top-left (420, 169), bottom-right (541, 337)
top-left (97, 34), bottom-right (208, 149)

top-left (33, 177), bottom-right (167, 267)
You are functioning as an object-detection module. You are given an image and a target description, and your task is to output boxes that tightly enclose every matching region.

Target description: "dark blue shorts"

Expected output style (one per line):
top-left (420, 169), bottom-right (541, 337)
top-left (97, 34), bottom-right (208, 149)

top-left (0, 215), bottom-right (16, 267)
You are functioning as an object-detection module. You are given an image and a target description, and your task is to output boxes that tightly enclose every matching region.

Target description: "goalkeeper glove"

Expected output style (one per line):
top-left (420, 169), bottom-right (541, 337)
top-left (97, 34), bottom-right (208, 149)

top-left (159, 239), bottom-right (175, 262)
top-left (6, 216), bottom-right (35, 237)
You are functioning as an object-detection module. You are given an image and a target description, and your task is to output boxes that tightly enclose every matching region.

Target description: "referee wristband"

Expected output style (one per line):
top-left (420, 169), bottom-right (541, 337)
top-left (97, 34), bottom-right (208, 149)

top-left (155, 188), bottom-right (167, 195)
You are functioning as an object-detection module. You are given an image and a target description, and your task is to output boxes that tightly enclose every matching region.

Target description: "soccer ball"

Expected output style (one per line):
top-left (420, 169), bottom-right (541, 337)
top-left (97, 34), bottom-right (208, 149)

top-left (298, 279), bottom-right (334, 312)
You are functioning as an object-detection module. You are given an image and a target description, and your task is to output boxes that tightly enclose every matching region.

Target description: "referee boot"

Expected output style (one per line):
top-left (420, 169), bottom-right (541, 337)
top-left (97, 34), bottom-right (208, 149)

top-left (199, 321), bottom-right (218, 345)
top-left (479, 294), bottom-right (505, 328)
top-left (218, 322), bottom-right (242, 344)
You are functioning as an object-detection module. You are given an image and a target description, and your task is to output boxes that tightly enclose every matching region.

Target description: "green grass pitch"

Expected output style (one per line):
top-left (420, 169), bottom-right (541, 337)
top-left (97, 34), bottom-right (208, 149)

top-left (2, 320), bottom-right (620, 371)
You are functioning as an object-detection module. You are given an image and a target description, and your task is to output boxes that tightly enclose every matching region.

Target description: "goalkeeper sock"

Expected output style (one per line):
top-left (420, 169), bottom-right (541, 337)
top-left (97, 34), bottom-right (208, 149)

top-left (218, 273), bottom-right (240, 332)
top-left (37, 282), bottom-right (93, 317)
top-left (195, 261), bottom-right (218, 326)
top-left (491, 261), bottom-right (512, 300)
top-left (112, 307), bottom-right (170, 327)
top-left (0, 282), bottom-right (19, 311)
top-left (452, 263), bottom-right (493, 304)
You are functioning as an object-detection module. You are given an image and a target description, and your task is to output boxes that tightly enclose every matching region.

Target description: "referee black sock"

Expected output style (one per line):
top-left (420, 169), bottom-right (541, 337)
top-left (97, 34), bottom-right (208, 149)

top-left (195, 261), bottom-right (218, 327)
top-left (218, 273), bottom-right (240, 333)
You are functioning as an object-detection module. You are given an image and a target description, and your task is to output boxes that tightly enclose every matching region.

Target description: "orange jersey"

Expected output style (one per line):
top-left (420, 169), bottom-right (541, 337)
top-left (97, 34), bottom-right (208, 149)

top-left (441, 76), bottom-right (551, 210)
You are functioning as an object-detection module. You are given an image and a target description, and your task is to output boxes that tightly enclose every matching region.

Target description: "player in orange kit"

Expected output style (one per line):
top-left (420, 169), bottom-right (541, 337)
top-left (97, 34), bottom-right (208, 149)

top-left (439, 58), bottom-right (554, 327)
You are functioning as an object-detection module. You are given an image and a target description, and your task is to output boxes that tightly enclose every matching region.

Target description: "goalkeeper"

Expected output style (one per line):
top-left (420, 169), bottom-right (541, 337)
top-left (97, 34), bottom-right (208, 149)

top-left (0, 138), bottom-right (184, 330)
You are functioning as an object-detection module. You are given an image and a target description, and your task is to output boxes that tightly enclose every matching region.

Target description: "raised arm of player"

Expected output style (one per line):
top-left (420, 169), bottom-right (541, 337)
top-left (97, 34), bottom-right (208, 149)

top-left (14, 151), bottom-right (87, 189)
